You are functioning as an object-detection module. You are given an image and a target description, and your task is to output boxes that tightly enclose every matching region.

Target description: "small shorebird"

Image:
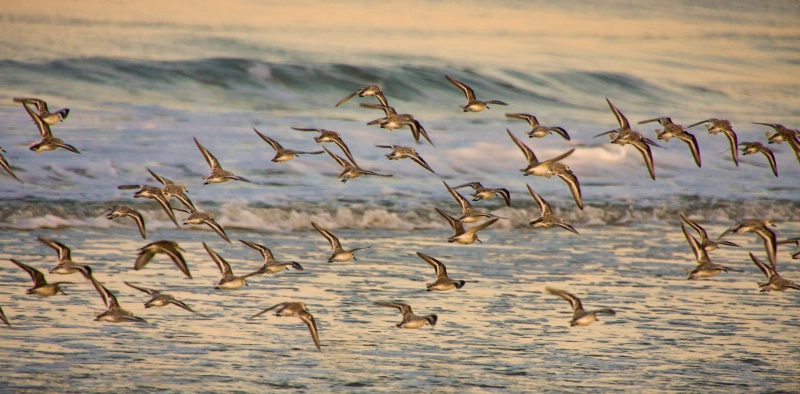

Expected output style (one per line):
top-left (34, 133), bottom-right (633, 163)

top-left (418, 252), bottom-right (466, 291)
top-left (443, 181), bottom-right (503, 223)
top-left (640, 117), bottom-right (701, 167)
top-left (505, 113), bottom-right (571, 140)
top-left (194, 137), bottom-right (250, 184)
top-left (37, 236), bottom-right (91, 276)
top-left (374, 302), bottom-right (438, 329)
top-left (253, 128), bottom-right (323, 163)
top-left (335, 84), bottom-right (387, 108)
top-left (239, 239), bottom-right (304, 274)
top-left (0, 306), bottom-right (9, 327)
top-left (749, 253), bottom-right (800, 292)
top-left (124, 282), bottom-right (196, 313)
top-left (323, 146), bottom-right (393, 182)
top-left (435, 207), bottom-right (499, 245)
top-left (454, 181), bottom-right (511, 206)
top-left (0, 147), bottom-right (21, 183)
top-left (88, 276), bottom-right (147, 323)
top-left (686, 118), bottom-right (739, 166)
top-left (203, 242), bottom-right (263, 290)
top-left (757, 122), bottom-right (800, 144)
top-left (176, 208), bottom-right (231, 243)
top-left (375, 145), bottom-right (435, 173)
top-left (135, 240), bottom-right (192, 279)
top-left (681, 224), bottom-right (740, 280)
top-left (678, 213), bottom-right (739, 252)
top-left (739, 141), bottom-right (778, 177)
top-left (445, 75), bottom-right (507, 112)
top-left (117, 184), bottom-right (180, 228)
top-left (104, 206), bottom-right (147, 239)
top-left (720, 219), bottom-right (777, 269)
top-left (13, 97), bottom-right (70, 125)
top-left (9, 259), bottom-right (73, 296)
top-left (545, 287), bottom-right (616, 327)
top-left (147, 168), bottom-right (195, 210)
top-left (311, 221), bottom-right (371, 262)
top-left (361, 103), bottom-right (434, 146)
top-left (777, 237), bottom-right (800, 260)
top-left (250, 302), bottom-right (321, 351)
top-left (19, 101), bottom-right (80, 154)
top-left (527, 185), bottom-right (579, 235)
top-left (507, 130), bottom-right (583, 209)
top-left (754, 122), bottom-right (800, 166)
top-left (292, 127), bottom-right (357, 163)
top-left (595, 98), bottom-right (661, 180)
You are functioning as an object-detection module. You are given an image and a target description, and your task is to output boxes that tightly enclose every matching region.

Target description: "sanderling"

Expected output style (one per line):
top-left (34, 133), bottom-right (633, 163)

top-left (194, 137), bottom-right (250, 184)
top-left (417, 252), bottom-right (466, 291)
top-left (250, 301), bottom-right (321, 351)
top-left (445, 74), bottom-right (507, 112)
top-left (374, 301), bottom-right (438, 329)
top-left (311, 221), bottom-right (371, 262)
top-left (135, 240), bottom-right (192, 279)
top-left (545, 287), bottom-right (616, 327)
top-left (506, 113), bottom-right (571, 140)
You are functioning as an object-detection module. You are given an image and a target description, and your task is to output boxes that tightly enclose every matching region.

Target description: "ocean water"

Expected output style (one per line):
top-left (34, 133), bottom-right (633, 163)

top-left (1, 0), bottom-right (799, 392)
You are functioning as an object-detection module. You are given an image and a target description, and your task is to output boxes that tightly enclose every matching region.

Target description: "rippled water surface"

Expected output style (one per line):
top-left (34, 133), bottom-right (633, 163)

top-left (1, 0), bottom-right (799, 392)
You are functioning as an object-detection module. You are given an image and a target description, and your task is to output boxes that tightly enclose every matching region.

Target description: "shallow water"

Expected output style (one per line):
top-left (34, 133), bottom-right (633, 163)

top-left (1, 0), bottom-right (799, 392)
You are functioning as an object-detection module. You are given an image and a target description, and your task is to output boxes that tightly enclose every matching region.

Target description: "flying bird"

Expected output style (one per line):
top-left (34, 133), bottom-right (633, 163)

top-left (203, 242), bottom-right (263, 290)
top-left (686, 118), bottom-right (739, 166)
top-left (124, 282), bottom-right (196, 313)
top-left (19, 101), bottom-right (80, 154)
top-left (0, 147), bottom-right (22, 183)
top-left (678, 213), bottom-right (739, 252)
top-left (135, 240), bottom-right (191, 279)
top-left (526, 185), bottom-right (579, 235)
top-left (545, 287), bottom-right (616, 327)
top-left (594, 98), bottom-right (661, 180)
top-left (749, 253), bottom-right (800, 292)
top-left (720, 219), bottom-right (777, 269)
top-left (739, 141), bottom-right (778, 177)
top-left (104, 206), bottom-right (147, 239)
top-left (434, 207), bottom-right (499, 245)
top-left (507, 130), bottom-right (583, 209)
top-left (9, 259), bottom-right (74, 297)
top-left (323, 146), bottom-right (393, 182)
top-left (147, 168), bottom-right (195, 210)
top-left (176, 207), bottom-right (231, 243)
top-left (87, 276), bottom-right (147, 323)
top-left (311, 222), bottom-right (371, 262)
top-left (13, 97), bottom-right (70, 125)
top-left (375, 145), bottom-right (435, 173)
top-left (374, 302), bottom-right (438, 329)
top-left (453, 181), bottom-right (511, 206)
top-left (116, 184), bottom-right (179, 228)
top-left (505, 113), bottom-right (571, 140)
top-left (335, 84), bottom-right (387, 108)
top-left (250, 302), bottom-right (321, 351)
top-left (253, 128), bottom-right (323, 163)
top-left (640, 117), bottom-right (701, 167)
top-left (418, 252), bottom-right (466, 291)
top-left (239, 239), bottom-right (304, 274)
top-left (194, 137), bottom-right (250, 184)
top-left (445, 75), bottom-right (508, 112)
top-left (680, 224), bottom-right (741, 280)
top-left (443, 181), bottom-right (503, 223)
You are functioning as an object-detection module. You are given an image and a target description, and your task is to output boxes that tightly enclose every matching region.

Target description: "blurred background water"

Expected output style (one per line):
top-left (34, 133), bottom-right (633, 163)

top-left (0, 1), bottom-right (798, 392)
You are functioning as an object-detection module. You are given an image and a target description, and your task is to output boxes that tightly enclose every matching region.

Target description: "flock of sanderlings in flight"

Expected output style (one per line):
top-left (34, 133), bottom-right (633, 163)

top-left (2, 74), bottom-right (800, 351)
